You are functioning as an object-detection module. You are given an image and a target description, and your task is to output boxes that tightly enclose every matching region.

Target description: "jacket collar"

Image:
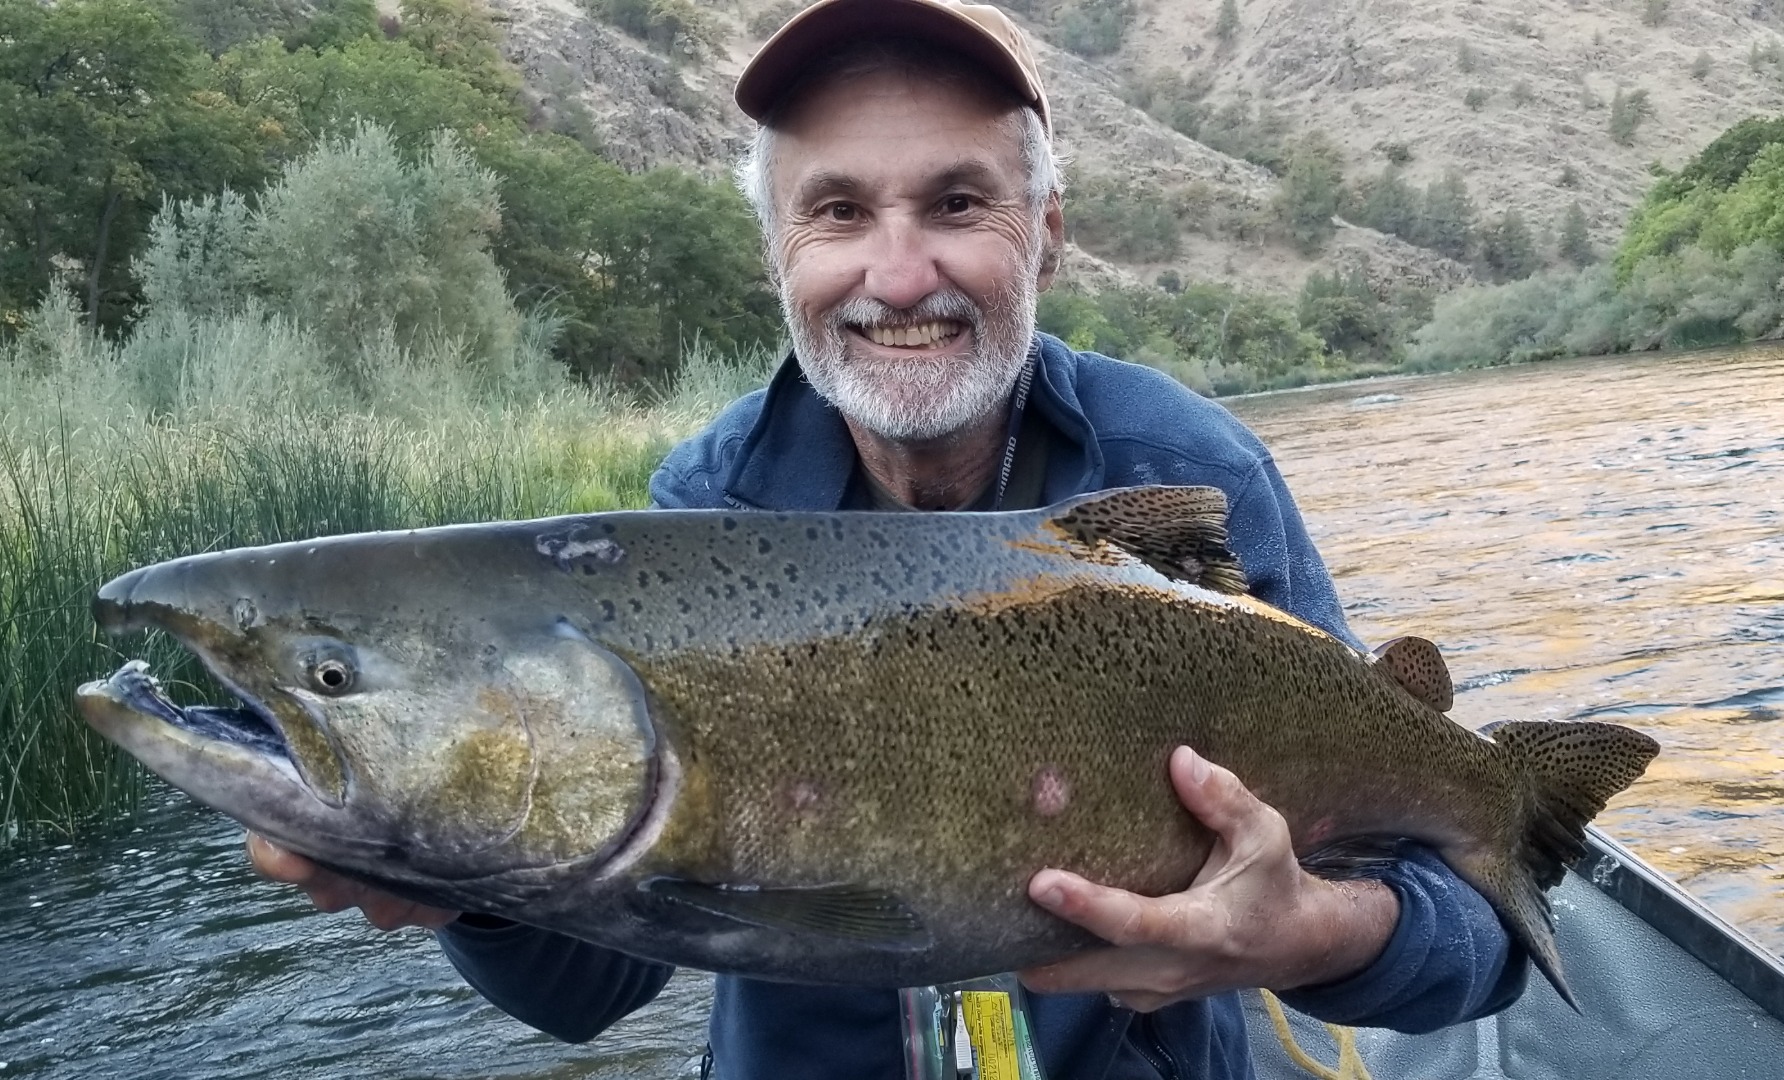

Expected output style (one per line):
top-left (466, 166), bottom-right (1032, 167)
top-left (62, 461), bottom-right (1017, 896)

top-left (722, 333), bottom-right (1103, 511)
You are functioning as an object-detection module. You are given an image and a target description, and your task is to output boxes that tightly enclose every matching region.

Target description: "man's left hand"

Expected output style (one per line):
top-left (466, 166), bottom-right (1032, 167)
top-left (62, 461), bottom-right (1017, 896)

top-left (1018, 746), bottom-right (1399, 1012)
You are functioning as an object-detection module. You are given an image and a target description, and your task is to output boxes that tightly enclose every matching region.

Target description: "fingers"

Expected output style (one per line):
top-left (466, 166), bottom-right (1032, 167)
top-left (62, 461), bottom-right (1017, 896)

top-left (246, 830), bottom-right (317, 885)
top-left (1030, 868), bottom-right (1177, 949)
top-left (1018, 945), bottom-right (1193, 1008)
top-left (244, 832), bottom-right (460, 931)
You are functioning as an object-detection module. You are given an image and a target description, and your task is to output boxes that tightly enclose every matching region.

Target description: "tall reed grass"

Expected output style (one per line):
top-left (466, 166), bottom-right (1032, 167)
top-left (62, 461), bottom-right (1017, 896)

top-left (0, 295), bottom-right (775, 846)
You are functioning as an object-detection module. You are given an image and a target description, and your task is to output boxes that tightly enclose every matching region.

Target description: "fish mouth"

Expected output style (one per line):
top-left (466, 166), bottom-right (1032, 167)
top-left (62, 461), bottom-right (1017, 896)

top-left (86, 659), bottom-right (292, 763)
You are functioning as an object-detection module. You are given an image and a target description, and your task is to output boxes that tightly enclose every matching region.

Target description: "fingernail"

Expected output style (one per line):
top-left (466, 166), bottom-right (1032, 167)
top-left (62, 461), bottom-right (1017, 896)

top-left (1183, 747), bottom-right (1211, 784)
top-left (1036, 885), bottom-right (1064, 909)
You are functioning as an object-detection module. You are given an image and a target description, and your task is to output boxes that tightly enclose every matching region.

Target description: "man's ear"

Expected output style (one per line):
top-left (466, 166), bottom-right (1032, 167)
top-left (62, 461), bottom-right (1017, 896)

top-left (1037, 192), bottom-right (1065, 291)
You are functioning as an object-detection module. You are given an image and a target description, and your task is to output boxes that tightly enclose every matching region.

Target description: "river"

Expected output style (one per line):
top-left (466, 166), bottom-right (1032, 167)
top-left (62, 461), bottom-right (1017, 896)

top-left (1, 346), bottom-right (1779, 1077)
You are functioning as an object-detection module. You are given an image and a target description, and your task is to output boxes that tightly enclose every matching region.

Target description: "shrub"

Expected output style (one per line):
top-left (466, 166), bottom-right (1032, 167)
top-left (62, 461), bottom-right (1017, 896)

top-left (1213, 0), bottom-right (1238, 41)
top-left (1457, 43), bottom-right (1477, 74)
top-left (1609, 87), bottom-right (1652, 146)
top-left (1066, 174), bottom-right (1182, 262)
top-left (1559, 201), bottom-right (1595, 266)
top-left (747, 0), bottom-right (803, 39)
top-left (1642, 0), bottom-right (1669, 27)
top-left (1691, 51), bottom-right (1712, 81)
top-left (1055, 0), bottom-right (1136, 58)
top-left (1480, 208), bottom-right (1539, 282)
top-left (1464, 87), bottom-right (1490, 111)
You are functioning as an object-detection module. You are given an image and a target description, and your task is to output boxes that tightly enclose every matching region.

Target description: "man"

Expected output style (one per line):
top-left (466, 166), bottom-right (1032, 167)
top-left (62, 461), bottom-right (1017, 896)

top-left (250, 2), bottom-right (1528, 1075)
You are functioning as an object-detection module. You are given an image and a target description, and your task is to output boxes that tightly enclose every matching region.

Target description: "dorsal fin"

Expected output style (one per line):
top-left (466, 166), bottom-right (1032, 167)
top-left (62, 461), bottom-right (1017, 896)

top-left (1049, 486), bottom-right (1248, 594)
top-left (1372, 636), bottom-right (1455, 712)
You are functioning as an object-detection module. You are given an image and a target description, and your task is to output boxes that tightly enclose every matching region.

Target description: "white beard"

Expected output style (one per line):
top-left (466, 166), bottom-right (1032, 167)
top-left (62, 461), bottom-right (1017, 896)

top-left (786, 259), bottom-right (1040, 443)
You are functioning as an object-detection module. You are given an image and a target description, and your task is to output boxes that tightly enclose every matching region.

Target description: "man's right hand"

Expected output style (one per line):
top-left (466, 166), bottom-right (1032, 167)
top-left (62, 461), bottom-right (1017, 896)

top-left (247, 831), bottom-right (461, 931)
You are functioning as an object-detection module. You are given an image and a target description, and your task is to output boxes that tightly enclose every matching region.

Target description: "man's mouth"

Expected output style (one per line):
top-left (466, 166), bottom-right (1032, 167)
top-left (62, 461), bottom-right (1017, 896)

top-left (851, 320), bottom-right (966, 350)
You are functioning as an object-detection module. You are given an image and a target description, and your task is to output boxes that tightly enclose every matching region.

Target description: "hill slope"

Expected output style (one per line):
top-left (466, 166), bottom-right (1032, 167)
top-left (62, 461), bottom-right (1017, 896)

top-left (485, 0), bottom-right (1784, 299)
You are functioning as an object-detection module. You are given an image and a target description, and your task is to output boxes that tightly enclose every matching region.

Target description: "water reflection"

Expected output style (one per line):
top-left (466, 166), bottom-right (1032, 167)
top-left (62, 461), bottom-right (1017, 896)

top-left (1229, 345), bottom-right (1784, 955)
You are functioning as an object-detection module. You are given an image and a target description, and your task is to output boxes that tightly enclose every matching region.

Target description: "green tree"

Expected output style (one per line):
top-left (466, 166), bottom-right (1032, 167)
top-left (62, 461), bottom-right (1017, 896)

top-left (1297, 270), bottom-right (1385, 359)
top-left (1481, 208), bottom-right (1539, 282)
top-left (1213, 0), bottom-right (1239, 41)
top-left (171, 0), bottom-right (305, 56)
top-left (394, 0), bottom-right (521, 104)
top-left (1690, 51), bottom-right (1712, 81)
top-left (283, 0), bottom-right (379, 51)
top-left (480, 133), bottom-right (777, 382)
top-left (1417, 171), bottom-right (1476, 261)
top-left (1641, 0), bottom-right (1669, 27)
top-left (1558, 201), bottom-right (1594, 266)
top-left (0, 0), bottom-right (271, 328)
top-left (248, 123), bottom-right (519, 379)
top-left (1354, 167), bottom-right (1420, 242)
top-left (1464, 87), bottom-right (1490, 111)
top-left (1276, 135), bottom-right (1346, 253)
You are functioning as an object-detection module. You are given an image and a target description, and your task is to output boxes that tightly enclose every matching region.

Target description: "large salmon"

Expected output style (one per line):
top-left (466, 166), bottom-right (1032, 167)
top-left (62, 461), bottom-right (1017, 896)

top-left (76, 487), bottom-right (1657, 1003)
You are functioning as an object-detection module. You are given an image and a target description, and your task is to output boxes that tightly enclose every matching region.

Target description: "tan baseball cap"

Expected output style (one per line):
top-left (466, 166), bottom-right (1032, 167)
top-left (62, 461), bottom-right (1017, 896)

top-left (735, 0), bottom-right (1051, 133)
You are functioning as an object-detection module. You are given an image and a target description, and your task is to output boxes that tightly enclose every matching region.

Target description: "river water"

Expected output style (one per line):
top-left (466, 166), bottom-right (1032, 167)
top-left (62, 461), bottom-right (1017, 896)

top-left (2, 346), bottom-right (1780, 1077)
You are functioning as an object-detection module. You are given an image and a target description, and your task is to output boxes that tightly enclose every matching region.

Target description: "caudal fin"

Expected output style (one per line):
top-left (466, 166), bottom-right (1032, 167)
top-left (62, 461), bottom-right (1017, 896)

top-left (1457, 720), bottom-right (1659, 1010)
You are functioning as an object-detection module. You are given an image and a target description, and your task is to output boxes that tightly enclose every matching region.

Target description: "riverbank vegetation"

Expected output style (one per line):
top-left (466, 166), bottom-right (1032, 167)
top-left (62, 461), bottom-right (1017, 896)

top-left (1409, 116), bottom-right (1784, 367)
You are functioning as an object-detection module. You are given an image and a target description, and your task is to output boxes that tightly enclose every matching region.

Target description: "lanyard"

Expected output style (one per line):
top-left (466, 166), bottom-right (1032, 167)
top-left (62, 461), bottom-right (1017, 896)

top-left (990, 343), bottom-right (1040, 512)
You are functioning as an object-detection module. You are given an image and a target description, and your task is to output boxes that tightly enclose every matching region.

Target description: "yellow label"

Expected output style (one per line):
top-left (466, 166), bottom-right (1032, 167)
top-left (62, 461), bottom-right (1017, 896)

top-left (960, 991), bottom-right (1021, 1080)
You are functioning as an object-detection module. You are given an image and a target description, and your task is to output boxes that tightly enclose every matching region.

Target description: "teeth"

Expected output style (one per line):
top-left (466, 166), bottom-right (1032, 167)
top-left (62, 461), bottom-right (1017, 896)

top-left (864, 322), bottom-right (961, 348)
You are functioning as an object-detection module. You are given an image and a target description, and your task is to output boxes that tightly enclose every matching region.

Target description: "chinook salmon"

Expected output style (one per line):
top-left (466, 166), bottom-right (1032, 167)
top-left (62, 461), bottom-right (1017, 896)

top-left (76, 486), bottom-right (1657, 1003)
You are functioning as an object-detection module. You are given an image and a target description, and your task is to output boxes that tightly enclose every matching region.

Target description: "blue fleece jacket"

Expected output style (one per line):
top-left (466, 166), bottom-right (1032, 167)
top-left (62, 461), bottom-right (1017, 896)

top-left (438, 334), bottom-right (1528, 1078)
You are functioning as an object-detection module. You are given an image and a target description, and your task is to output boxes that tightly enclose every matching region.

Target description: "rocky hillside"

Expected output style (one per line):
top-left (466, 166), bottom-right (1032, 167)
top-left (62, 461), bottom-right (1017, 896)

top-left (482, 0), bottom-right (1784, 299)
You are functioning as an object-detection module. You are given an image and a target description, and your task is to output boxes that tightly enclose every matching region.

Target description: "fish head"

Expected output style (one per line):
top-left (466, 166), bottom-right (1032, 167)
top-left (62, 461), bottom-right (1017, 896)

top-left (75, 530), bottom-right (661, 911)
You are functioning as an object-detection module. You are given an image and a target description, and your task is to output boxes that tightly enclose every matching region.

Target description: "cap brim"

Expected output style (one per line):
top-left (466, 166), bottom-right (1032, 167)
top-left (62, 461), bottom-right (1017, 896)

top-left (736, 0), bottom-right (1044, 128)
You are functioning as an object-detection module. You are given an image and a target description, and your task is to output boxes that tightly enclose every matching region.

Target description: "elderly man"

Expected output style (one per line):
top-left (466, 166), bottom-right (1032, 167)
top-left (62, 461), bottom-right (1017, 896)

top-left (250, 1), bottom-right (1527, 1075)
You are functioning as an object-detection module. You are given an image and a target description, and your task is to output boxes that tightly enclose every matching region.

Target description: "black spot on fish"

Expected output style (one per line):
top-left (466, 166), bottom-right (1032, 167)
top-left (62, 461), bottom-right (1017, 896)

top-left (711, 556), bottom-right (734, 576)
top-left (722, 517), bottom-right (738, 531)
top-left (677, 598), bottom-right (692, 614)
top-left (740, 575), bottom-right (758, 591)
top-left (599, 599), bottom-right (616, 622)
top-left (629, 598), bottom-right (643, 613)
top-left (806, 526), bottom-right (819, 540)
top-left (784, 563), bottom-right (800, 583)
top-left (757, 537), bottom-right (773, 554)
top-left (637, 571), bottom-right (652, 588)
top-left (868, 529), bottom-right (889, 549)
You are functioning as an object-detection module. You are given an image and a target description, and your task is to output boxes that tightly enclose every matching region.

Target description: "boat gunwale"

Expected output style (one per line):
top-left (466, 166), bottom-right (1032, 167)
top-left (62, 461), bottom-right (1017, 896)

top-left (1579, 826), bottom-right (1784, 1023)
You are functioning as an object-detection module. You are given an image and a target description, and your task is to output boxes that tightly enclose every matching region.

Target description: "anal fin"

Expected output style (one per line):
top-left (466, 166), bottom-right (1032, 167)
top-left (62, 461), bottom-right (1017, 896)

top-left (643, 878), bottom-right (932, 950)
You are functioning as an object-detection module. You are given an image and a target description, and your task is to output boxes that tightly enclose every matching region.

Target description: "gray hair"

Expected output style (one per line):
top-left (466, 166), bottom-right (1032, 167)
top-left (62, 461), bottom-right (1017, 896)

top-left (734, 40), bottom-right (1065, 246)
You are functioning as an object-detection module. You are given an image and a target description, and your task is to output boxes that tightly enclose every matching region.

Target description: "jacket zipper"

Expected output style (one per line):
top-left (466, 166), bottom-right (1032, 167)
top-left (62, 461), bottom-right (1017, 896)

top-left (1133, 1013), bottom-right (1181, 1079)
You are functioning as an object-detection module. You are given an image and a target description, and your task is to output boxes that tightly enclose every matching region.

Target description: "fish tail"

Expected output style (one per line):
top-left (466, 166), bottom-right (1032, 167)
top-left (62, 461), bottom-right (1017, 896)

top-left (1456, 720), bottom-right (1660, 1010)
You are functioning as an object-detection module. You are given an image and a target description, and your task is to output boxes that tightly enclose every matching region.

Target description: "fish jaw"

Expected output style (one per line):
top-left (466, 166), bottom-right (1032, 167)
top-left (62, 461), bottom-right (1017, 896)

top-left (76, 663), bottom-right (336, 847)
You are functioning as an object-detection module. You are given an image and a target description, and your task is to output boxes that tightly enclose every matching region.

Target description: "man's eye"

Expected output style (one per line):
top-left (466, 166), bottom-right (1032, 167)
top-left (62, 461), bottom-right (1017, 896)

top-left (941, 195), bottom-right (974, 215)
top-left (825, 203), bottom-right (857, 222)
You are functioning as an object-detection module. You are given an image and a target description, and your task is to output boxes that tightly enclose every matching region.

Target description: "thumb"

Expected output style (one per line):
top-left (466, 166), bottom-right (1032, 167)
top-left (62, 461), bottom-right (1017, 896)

top-left (1168, 746), bottom-right (1274, 846)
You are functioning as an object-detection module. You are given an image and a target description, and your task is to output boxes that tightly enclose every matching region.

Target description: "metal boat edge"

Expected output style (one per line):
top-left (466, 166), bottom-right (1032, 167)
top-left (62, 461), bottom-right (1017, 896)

top-left (1575, 825), bottom-right (1784, 1023)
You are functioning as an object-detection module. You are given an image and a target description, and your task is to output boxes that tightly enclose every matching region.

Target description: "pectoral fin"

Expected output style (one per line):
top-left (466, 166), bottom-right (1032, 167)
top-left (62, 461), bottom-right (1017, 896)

top-left (643, 878), bottom-right (932, 949)
top-left (1048, 486), bottom-right (1248, 594)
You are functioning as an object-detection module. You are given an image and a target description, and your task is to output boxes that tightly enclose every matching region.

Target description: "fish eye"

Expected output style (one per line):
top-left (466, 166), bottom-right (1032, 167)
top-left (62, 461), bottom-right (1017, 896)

top-left (313, 659), bottom-right (354, 693)
top-left (297, 642), bottom-right (359, 694)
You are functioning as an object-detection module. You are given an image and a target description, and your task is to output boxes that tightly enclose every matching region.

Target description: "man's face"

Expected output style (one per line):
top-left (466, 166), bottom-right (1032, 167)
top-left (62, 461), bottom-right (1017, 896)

top-left (769, 69), bottom-right (1062, 442)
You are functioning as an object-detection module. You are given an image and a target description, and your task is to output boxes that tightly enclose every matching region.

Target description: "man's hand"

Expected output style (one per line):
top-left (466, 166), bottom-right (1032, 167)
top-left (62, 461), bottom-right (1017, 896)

top-left (246, 831), bottom-right (461, 931)
top-left (1018, 746), bottom-right (1399, 1013)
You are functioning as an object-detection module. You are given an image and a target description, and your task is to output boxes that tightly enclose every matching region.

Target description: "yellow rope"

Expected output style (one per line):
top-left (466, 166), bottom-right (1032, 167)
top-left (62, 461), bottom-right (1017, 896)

top-left (1259, 989), bottom-right (1373, 1080)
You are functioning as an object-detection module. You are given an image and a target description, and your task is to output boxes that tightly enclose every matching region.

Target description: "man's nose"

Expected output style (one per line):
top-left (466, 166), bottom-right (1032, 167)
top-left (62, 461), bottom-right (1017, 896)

top-left (862, 217), bottom-right (942, 311)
